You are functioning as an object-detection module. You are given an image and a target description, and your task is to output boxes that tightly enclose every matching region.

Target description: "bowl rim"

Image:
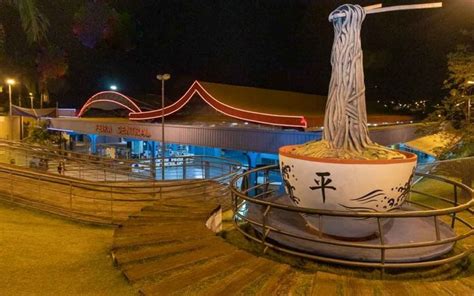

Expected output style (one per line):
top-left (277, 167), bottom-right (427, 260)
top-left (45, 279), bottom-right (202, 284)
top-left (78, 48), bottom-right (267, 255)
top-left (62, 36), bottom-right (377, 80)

top-left (279, 145), bottom-right (417, 164)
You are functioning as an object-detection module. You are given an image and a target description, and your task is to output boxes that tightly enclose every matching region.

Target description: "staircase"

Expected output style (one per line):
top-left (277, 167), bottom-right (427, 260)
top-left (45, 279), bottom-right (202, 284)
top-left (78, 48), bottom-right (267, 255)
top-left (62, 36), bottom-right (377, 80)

top-left (111, 192), bottom-right (474, 295)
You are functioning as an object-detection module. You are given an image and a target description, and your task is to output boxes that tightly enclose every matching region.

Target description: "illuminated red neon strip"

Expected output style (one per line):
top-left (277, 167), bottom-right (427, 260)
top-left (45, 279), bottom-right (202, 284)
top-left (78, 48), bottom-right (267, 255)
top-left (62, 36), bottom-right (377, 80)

top-left (129, 81), bottom-right (307, 128)
top-left (127, 81), bottom-right (199, 119)
top-left (195, 82), bottom-right (307, 128)
top-left (77, 91), bottom-right (142, 117)
top-left (78, 99), bottom-right (138, 117)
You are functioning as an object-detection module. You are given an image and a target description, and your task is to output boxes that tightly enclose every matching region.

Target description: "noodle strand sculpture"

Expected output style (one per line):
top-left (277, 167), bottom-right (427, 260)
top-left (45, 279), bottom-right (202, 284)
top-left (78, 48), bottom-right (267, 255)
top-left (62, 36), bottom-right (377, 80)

top-left (297, 2), bottom-right (442, 159)
top-left (324, 4), bottom-right (370, 153)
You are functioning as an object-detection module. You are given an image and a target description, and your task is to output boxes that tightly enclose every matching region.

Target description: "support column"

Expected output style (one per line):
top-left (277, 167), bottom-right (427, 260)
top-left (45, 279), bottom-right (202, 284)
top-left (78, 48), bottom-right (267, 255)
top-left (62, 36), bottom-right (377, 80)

top-left (150, 141), bottom-right (156, 179)
top-left (89, 134), bottom-right (97, 154)
top-left (245, 152), bottom-right (259, 196)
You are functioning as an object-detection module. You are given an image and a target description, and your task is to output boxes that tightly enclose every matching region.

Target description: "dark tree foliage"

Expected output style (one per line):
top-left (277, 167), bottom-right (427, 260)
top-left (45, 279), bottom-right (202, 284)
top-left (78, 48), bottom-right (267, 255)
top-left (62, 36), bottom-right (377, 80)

top-left (1, 0), bottom-right (49, 43)
top-left (421, 40), bottom-right (474, 158)
top-left (419, 33), bottom-right (474, 190)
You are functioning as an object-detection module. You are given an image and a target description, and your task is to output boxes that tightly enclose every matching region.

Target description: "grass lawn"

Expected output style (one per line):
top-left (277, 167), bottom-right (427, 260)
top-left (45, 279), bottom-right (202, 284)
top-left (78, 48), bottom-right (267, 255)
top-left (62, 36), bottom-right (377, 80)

top-left (0, 200), bottom-right (135, 296)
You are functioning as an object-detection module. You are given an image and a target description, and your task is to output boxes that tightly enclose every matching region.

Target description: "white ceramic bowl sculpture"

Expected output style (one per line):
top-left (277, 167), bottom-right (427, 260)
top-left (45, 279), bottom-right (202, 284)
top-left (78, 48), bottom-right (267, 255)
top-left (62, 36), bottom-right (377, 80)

top-left (279, 145), bottom-right (417, 239)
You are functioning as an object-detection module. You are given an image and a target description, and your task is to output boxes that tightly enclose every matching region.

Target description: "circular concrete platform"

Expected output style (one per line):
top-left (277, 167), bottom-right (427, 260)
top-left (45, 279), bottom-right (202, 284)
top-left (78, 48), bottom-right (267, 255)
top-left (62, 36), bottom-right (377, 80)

top-left (245, 195), bottom-right (455, 263)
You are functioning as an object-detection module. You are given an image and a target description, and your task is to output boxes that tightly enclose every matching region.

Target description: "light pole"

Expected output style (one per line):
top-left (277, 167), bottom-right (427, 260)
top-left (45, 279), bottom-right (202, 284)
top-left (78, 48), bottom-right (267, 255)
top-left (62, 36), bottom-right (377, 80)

top-left (156, 73), bottom-right (171, 180)
top-left (6, 79), bottom-right (16, 116)
top-left (29, 92), bottom-right (34, 109)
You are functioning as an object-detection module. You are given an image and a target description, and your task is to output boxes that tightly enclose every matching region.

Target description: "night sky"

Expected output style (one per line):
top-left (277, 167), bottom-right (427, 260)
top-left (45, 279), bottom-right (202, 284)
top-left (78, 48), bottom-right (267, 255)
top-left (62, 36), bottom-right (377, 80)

top-left (3, 0), bottom-right (474, 108)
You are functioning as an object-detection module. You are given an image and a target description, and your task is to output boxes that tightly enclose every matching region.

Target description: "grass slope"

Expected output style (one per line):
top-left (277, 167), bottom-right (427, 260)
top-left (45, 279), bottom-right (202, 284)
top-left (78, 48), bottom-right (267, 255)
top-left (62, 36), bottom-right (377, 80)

top-left (0, 201), bottom-right (135, 296)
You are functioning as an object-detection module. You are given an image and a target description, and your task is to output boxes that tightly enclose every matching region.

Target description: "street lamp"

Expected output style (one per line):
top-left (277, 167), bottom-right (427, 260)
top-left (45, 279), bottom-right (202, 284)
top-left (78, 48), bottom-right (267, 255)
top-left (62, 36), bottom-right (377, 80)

top-left (156, 73), bottom-right (171, 180)
top-left (6, 79), bottom-right (16, 116)
top-left (29, 92), bottom-right (34, 109)
top-left (110, 85), bottom-right (118, 91)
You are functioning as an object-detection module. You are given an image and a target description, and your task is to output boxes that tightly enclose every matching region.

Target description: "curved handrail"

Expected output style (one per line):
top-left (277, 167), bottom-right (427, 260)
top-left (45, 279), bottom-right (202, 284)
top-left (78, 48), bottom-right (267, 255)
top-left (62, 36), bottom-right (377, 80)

top-left (0, 139), bottom-right (241, 182)
top-left (2, 138), bottom-right (242, 170)
top-left (0, 147), bottom-right (241, 224)
top-left (229, 164), bottom-right (474, 270)
top-left (231, 165), bottom-right (473, 218)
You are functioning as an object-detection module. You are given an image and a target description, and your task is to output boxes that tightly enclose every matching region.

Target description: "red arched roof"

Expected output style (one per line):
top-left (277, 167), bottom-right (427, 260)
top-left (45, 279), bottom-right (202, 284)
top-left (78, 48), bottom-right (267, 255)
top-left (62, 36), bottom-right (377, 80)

top-left (77, 91), bottom-right (142, 117)
top-left (129, 81), bottom-right (307, 128)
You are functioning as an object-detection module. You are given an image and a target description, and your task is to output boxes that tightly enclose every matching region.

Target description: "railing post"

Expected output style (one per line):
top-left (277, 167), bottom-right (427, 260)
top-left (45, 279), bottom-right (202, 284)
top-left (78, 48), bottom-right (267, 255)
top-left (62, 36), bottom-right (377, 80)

top-left (183, 157), bottom-right (187, 179)
top-left (201, 157), bottom-right (204, 179)
top-left (318, 215), bottom-right (324, 238)
top-left (434, 215), bottom-right (440, 241)
top-left (110, 186), bottom-right (114, 223)
top-left (9, 171), bottom-right (13, 200)
top-left (232, 191), bottom-right (237, 214)
top-left (261, 205), bottom-right (271, 254)
top-left (263, 169), bottom-right (270, 198)
top-left (159, 182), bottom-right (163, 200)
top-left (204, 161), bottom-right (210, 179)
top-left (69, 181), bottom-right (73, 217)
top-left (37, 173), bottom-right (41, 200)
top-left (377, 217), bottom-right (385, 278)
top-left (451, 185), bottom-right (458, 228)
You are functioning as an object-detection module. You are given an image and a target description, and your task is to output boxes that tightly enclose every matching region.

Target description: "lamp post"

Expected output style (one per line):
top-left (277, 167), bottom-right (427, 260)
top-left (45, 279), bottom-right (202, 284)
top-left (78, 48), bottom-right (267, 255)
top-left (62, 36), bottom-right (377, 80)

top-left (156, 73), bottom-right (171, 180)
top-left (29, 92), bottom-right (34, 109)
top-left (6, 79), bottom-right (16, 116)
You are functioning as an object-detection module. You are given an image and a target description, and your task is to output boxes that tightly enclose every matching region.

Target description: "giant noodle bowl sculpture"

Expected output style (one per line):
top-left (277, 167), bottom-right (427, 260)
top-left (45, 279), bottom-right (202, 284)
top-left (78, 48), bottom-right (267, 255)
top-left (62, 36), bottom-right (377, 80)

top-left (278, 3), bottom-right (442, 238)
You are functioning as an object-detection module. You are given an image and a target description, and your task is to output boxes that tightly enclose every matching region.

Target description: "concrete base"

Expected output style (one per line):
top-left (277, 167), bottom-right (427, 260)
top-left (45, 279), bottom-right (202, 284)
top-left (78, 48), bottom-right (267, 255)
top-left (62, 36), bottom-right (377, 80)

top-left (245, 195), bottom-right (455, 263)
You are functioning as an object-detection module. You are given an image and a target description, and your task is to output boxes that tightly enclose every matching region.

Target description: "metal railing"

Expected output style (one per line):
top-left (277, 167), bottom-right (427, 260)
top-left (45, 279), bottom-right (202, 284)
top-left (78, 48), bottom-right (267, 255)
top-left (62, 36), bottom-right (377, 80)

top-left (0, 139), bottom-right (241, 182)
top-left (230, 165), bottom-right (473, 272)
top-left (0, 147), bottom-right (241, 224)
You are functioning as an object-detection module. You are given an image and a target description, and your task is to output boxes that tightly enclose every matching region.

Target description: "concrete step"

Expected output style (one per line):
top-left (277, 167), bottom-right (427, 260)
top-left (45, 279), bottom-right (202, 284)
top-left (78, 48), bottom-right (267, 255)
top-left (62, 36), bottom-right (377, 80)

top-left (312, 271), bottom-right (374, 296)
top-left (459, 274), bottom-right (474, 289)
top-left (129, 210), bottom-right (210, 219)
top-left (192, 257), bottom-right (276, 296)
top-left (114, 223), bottom-right (207, 237)
top-left (112, 228), bottom-right (214, 249)
top-left (113, 237), bottom-right (220, 265)
top-left (140, 205), bottom-right (212, 216)
top-left (123, 243), bottom-right (232, 282)
top-left (436, 279), bottom-right (474, 295)
top-left (159, 200), bottom-right (216, 209)
top-left (120, 216), bottom-right (207, 227)
top-left (254, 264), bottom-right (295, 296)
top-left (139, 250), bottom-right (257, 296)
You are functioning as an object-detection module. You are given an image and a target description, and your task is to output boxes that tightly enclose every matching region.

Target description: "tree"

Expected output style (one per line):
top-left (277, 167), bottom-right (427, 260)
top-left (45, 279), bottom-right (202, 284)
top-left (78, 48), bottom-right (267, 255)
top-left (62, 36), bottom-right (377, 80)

top-left (418, 33), bottom-right (474, 191)
top-left (421, 39), bottom-right (474, 157)
top-left (0, 0), bottom-right (49, 43)
top-left (23, 120), bottom-right (56, 146)
top-left (0, 0), bottom-right (49, 109)
top-left (73, 1), bottom-right (136, 51)
top-left (36, 45), bottom-right (68, 106)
